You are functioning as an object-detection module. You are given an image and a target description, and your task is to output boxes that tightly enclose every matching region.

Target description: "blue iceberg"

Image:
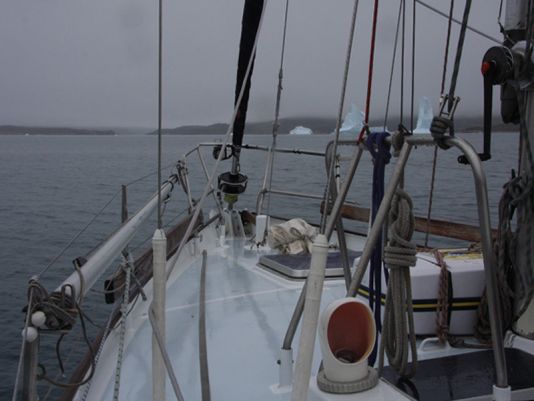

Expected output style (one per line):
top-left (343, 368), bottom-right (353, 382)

top-left (340, 104), bottom-right (365, 135)
top-left (413, 96), bottom-right (434, 134)
top-left (289, 126), bottom-right (313, 135)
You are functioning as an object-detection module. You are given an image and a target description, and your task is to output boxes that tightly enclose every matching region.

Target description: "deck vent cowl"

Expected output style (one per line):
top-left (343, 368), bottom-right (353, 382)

top-left (317, 298), bottom-right (378, 393)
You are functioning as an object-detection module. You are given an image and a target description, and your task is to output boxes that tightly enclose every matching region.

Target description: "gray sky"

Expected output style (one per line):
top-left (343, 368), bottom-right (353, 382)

top-left (0, 0), bottom-right (503, 128)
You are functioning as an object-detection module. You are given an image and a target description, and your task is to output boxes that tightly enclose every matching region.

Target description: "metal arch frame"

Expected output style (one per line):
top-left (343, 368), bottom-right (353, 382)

top-left (284, 134), bottom-right (508, 391)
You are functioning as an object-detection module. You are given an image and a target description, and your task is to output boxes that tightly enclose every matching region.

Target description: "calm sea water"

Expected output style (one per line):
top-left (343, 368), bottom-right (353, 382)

top-left (0, 132), bottom-right (519, 398)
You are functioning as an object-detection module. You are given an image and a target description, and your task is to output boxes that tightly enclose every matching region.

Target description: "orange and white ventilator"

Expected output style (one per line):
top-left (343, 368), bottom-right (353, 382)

top-left (318, 298), bottom-right (378, 393)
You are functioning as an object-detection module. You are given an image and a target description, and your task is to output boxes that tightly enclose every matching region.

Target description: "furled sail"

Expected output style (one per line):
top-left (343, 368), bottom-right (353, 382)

top-left (233, 0), bottom-right (264, 148)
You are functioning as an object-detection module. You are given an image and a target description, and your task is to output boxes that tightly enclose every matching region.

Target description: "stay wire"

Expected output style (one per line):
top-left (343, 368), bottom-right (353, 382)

top-left (447, 0), bottom-right (472, 112)
top-left (37, 188), bottom-right (122, 278)
top-left (11, 287), bottom-right (34, 401)
top-left (415, 0), bottom-right (499, 44)
top-left (357, 0), bottom-right (380, 143)
top-left (410, 0), bottom-right (416, 133)
top-left (320, 0), bottom-right (361, 232)
top-left (401, 0), bottom-right (406, 123)
top-left (166, 1), bottom-right (268, 282)
top-left (157, 0), bottom-right (163, 230)
top-left (424, 0), bottom-right (454, 248)
top-left (383, 0), bottom-right (404, 130)
top-left (265, 0), bottom-right (291, 219)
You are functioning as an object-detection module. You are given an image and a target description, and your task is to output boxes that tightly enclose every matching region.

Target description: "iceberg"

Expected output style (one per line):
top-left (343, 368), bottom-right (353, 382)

top-left (289, 126), bottom-right (313, 135)
top-left (413, 96), bottom-right (434, 134)
top-left (340, 103), bottom-right (365, 135)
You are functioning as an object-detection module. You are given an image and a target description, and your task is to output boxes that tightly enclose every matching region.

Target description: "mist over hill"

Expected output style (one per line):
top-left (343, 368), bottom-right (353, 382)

top-left (146, 115), bottom-right (513, 135)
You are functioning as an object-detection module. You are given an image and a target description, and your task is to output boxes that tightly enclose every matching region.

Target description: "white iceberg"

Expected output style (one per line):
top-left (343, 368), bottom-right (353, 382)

top-left (340, 103), bottom-right (365, 135)
top-left (289, 126), bottom-right (313, 135)
top-left (413, 96), bottom-right (434, 134)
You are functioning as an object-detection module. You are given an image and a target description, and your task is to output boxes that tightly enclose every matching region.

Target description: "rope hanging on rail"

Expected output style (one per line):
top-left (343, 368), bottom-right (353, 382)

top-left (378, 187), bottom-right (417, 379)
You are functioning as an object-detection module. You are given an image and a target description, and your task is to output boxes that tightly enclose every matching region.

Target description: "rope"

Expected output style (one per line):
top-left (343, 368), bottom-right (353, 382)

top-left (434, 250), bottom-right (450, 343)
top-left (320, 0), bottom-right (361, 232)
top-left (112, 256), bottom-right (132, 401)
top-left (365, 132), bottom-right (391, 365)
top-left (357, 0), bottom-right (380, 143)
top-left (198, 251), bottom-right (211, 401)
top-left (378, 187), bottom-right (417, 379)
top-left (149, 307), bottom-right (187, 401)
top-left (79, 310), bottom-right (116, 401)
top-left (28, 281), bottom-right (97, 389)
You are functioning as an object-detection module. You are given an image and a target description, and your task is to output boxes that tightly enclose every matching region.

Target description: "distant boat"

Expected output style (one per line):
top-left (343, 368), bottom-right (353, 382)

top-left (413, 96), bottom-right (434, 134)
top-left (289, 125), bottom-right (312, 135)
top-left (340, 103), bottom-right (365, 135)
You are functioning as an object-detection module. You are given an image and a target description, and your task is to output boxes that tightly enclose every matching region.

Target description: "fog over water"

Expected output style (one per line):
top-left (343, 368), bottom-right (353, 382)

top-left (1, 0), bottom-right (503, 128)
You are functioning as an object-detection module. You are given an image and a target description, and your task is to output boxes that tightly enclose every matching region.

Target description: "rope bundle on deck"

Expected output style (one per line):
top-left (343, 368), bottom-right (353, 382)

top-left (379, 187), bottom-right (417, 379)
top-left (476, 174), bottom-right (534, 342)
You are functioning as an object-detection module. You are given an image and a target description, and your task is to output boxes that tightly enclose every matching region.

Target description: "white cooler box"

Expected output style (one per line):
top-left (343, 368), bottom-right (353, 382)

top-left (356, 251), bottom-right (485, 335)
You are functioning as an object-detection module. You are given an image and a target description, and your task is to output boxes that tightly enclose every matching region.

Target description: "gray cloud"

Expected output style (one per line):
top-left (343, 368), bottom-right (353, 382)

top-left (0, 0), bottom-right (502, 128)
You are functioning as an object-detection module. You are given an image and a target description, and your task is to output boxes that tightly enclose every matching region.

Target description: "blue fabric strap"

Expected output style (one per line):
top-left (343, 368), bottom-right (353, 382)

top-left (365, 131), bottom-right (391, 365)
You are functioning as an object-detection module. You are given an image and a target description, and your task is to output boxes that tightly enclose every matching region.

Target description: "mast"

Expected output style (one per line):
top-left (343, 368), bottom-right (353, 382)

top-left (218, 0), bottom-right (265, 208)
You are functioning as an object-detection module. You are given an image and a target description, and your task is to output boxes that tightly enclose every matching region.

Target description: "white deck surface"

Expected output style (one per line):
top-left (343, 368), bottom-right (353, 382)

top-left (79, 229), bottom-right (410, 401)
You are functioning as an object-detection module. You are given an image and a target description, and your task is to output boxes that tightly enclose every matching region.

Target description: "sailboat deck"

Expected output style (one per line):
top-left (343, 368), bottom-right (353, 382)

top-left (81, 232), bottom-right (409, 401)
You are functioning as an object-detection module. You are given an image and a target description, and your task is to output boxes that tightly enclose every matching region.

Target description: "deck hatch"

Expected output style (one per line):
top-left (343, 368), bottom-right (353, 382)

top-left (258, 250), bottom-right (361, 278)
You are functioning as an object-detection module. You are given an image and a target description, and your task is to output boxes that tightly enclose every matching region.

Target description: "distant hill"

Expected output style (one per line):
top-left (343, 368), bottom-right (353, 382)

top-left (0, 125), bottom-right (115, 136)
top-left (147, 115), bottom-right (518, 136)
top-left (146, 118), bottom-right (340, 135)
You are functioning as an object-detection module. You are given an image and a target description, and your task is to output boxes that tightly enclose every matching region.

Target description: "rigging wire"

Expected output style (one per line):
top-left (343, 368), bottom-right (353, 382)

top-left (320, 0), bottom-right (361, 232)
top-left (410, 0), bottom-right (416, 133)
top-left (264, 0), bottom-right (291, 219)
top-left (424, 0), bottom-right (455, 248)
top-left (447, 0), bottom-right (472, 112)
top-left (35, 161), bottom-right (178, 279)
top-left (157, 0), bottom-right (163, 230)
top-left (382, 0), bottom-right (404, 130)
top-left (401, 0), bottom-right (406, 123)
top-left (415, 0), bottom-right (500, 44)
top-left (357, 0), bottom-right (380, 143)
top-left (37, 188), bottom-right (122, 278)
top-left (10, 287), bottom-right (34, 401)
top-left (166, 1), bottom-right (268, 282)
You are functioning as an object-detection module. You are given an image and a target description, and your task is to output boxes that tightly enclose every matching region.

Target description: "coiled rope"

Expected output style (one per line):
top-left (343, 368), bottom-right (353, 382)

top-left (378, 187), bottom-right (417, 379)
top-left (476, 174), bottom-right (533, 342)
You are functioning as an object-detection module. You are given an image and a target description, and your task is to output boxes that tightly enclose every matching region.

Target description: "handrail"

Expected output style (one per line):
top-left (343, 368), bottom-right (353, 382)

top-left (282, 133), bottom-right (508, 392)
